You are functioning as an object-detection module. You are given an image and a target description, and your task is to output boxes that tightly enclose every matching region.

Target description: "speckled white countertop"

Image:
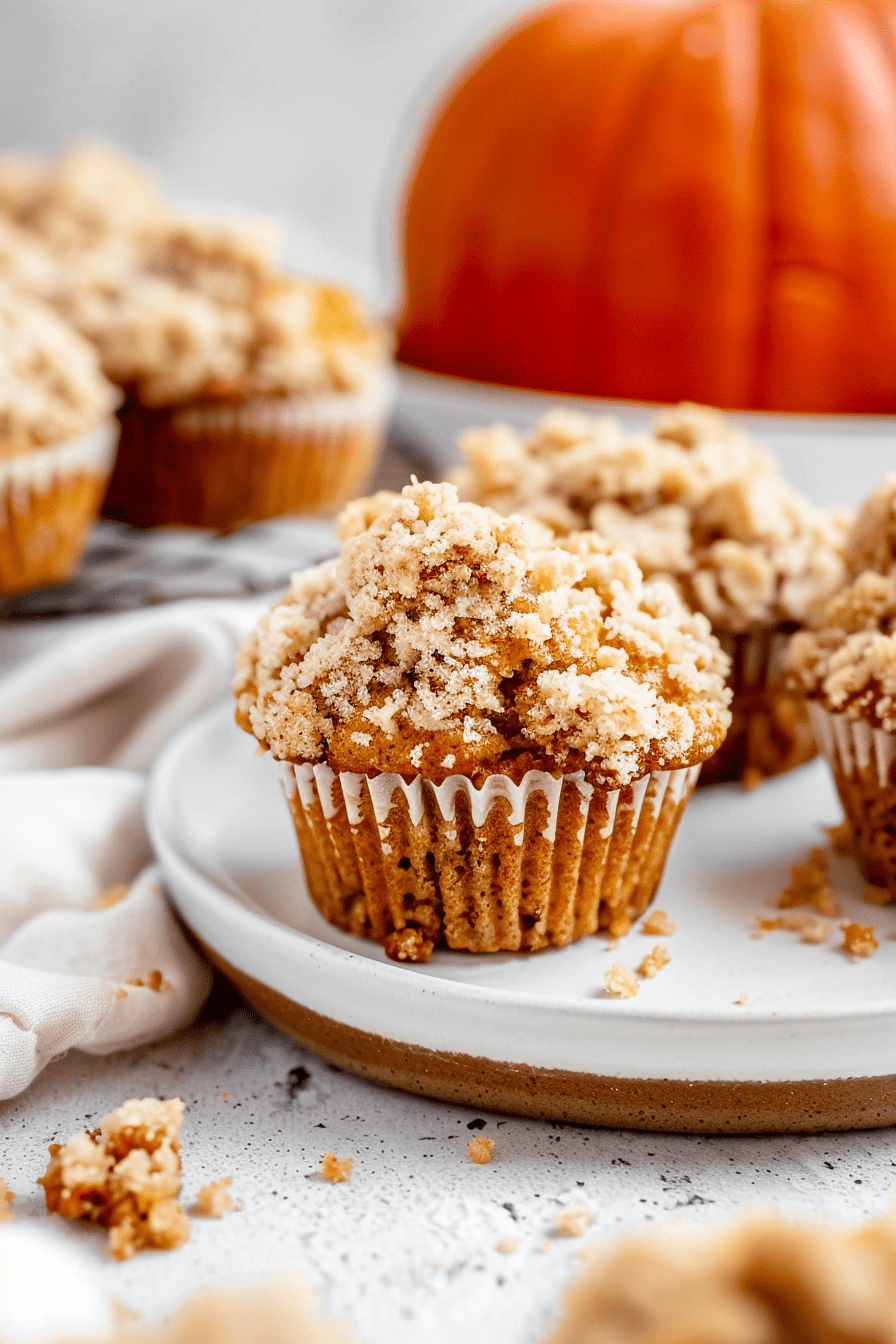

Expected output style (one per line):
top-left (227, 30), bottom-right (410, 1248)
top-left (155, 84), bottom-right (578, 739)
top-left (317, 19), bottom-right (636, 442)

top-left (3, 982), bottom-right (895, 1344)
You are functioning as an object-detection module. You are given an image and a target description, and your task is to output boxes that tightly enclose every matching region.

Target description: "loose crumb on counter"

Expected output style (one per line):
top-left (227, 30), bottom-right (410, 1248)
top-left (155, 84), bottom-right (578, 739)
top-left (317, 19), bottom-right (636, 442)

top-left (637, 946), bottom-right (671, 979)
top-left (553, 1207), bottom-right (595, 1238)
top-left (0, 1179), bottom-right (15, 1221)
top-left (841, 922), bottom-right (879, 959)
top-left (468, 1136), bottom-right (496, 1165)
top-left (320, 1153), bottom-right (353, 1184)
top-left (604, 963), bottom-right (639, 998)
top-left (734, 993), bottom-right (747, 1006)
top-left (38, 1097), bottom-right (189, 1260)
top-left (777, 848), bottom-right (840, 917)
top-left (640, 910), bottom-right (675, 937)
top-left (193, 1177), bottom-right (236, 1219)
top-left (497, 1237), bottom-right (520, 1254)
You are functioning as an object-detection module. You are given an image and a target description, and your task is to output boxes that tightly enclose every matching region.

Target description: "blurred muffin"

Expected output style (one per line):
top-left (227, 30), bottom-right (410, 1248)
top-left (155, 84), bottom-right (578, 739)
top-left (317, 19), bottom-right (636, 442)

top-left (0, 143), bottom-right (394, 529)
top-left (456, 403), bottom-right (847, 786)
top-left (788, 477), bottom-right (896, 897)
top-left (235, 480), bottom-right (730, 962)
top-left (0, 283), bottom-right (118, 596)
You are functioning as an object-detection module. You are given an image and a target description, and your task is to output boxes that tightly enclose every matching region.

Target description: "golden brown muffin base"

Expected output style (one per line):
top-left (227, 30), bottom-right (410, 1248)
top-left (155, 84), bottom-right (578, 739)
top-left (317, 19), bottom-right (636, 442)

top-left (284, 765), bottom-right (698, 960)
top-left (700, 627), bottom-right (815, 786)
top-left (104, 397), bottom-right (384, 530)
top-left (0, 468), bottom-right (108, 596)
top-left (830, 764), bottom-right (896, 899)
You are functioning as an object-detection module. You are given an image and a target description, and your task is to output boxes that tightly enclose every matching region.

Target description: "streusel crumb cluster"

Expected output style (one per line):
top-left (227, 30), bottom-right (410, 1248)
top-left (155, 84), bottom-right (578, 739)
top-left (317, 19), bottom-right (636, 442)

top-left (0, 283), bottom-right (116, 449)
top-left (788, 477), bottom-right (896, 728)
top-left (0, 142), bottom-right (388, 407)
top-left (456, 403), bottom-right (847, 633)
top-left (235, 480), bottom-right (731, 787)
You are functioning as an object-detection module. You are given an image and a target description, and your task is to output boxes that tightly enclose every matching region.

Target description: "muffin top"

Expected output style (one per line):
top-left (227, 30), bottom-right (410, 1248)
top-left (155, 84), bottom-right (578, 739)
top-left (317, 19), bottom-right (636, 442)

top-left (787, 477), bottom-right (896, 730)
top-left (455, 403), bottom-right (848, 635)
top-left (235, 480), bottom-right (731, 788)
top-left (0, 283), bottom-right (117, 452)
top-left (0, 143), bottom-right (390, 408)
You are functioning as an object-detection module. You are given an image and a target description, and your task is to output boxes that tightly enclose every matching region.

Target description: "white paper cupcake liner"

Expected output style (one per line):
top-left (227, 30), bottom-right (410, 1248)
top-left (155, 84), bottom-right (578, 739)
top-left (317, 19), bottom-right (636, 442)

top-left (0, 421), bottom-right (118, 513)
top-left (171, 366), bottom-right (396, 438)
top-left (279, 759), bottom-right (701, 960)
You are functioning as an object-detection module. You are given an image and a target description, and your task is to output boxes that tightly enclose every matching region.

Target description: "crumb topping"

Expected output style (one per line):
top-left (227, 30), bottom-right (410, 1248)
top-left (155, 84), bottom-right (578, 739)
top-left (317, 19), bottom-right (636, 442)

top-left (235, 481), bottom-right (731, 788)
top-left (777, 848), bottom-right (840, 917)
top-left (38, 1097), bottom-right (189, 1260)
top-left (320, 1153), bottom-right (353, 1184)
top-left (467, 1136), bottom-right (496, 1165)
top-left (456, 404), bottom-right (847, 634)
top-left (787, 479), bottom-right (896, 729)
top-left (841, 921), bottom-right (879, 959)
top-left (0, 282), bottom-right (116, 449)
top-left (0, 142), bottom-right (390, 406)
top-left (604, 962), bottom-right (639, 999)
top-left (0, 1178), bottom-right (14, 1222)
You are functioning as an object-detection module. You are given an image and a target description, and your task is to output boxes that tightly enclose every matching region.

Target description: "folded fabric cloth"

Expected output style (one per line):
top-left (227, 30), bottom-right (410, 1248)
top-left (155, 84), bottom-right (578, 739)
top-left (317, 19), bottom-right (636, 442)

top-left (0, 769), bottom-right (213, 1099)
top-left (0, 519), bottom-right (339, 1097)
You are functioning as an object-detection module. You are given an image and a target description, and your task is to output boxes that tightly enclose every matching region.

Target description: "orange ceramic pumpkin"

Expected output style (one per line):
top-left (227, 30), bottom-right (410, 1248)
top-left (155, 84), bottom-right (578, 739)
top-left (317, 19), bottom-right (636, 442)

top-left (398, 0), bottom-right (896, 412)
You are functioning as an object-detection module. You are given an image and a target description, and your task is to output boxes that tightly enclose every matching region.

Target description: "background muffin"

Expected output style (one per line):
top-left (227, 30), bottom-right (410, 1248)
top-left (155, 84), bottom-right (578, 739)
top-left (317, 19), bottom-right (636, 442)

top-left (235, 480), bottom-right (730, 961)
top-left (0, 143), bottom-right (394, 530)
top-left (0, 282), bottom-right (118, 596)
top-left (455, 403), bottom-right (848, 786)
top-left (788, 476), bottom-right (896, 898)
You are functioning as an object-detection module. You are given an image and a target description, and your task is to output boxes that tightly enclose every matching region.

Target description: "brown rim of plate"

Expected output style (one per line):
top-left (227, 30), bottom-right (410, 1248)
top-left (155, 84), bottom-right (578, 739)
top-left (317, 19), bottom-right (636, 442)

top-left (201, 941), bottom-right (896, 1135)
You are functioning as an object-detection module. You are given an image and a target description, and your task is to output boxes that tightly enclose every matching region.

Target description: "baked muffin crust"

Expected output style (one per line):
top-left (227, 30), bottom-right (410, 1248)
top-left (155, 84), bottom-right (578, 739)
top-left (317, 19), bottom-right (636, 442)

top-left (235, 481), bottom-right (731, 788)
top-left (456, 404), bottom-right (847, 634)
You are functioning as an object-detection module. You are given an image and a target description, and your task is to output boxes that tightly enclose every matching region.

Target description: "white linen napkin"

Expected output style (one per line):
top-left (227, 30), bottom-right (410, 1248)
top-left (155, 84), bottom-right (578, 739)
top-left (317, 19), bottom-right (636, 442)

top-left (0, 566), bottom-right (331, 1095)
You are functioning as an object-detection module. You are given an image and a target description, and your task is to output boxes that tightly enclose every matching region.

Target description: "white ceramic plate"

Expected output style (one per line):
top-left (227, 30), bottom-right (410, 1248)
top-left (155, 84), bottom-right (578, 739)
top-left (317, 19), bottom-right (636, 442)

top-left (149, 702), bottom-right (896, 1132)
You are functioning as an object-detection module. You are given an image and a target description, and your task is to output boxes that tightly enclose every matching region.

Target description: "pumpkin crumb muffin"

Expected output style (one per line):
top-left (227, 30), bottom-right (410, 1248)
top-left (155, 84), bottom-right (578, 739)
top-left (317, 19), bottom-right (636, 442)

top-left (0, 282), bottom-right (118, 595)
top-left (235, 481), bottom-right (730, 960)
top-left (456, 403), bottom-right (847, 785)
top-left (39, 1097), bottom-right (189, 1260)
top-left (788, 476), bottom-right (896, 899)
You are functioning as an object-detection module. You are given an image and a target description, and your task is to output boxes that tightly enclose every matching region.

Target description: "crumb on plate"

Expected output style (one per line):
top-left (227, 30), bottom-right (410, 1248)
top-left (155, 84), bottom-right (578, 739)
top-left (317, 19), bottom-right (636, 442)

top-left (640, 910), bottom-right (675, 937)
top-left (777, 848), bottom-right (840, 917)
top-left (126, 969), bottom-right (164, 991)
top-left (497, 1237), bottom-right (520, 1254)
top-left (604, 962), bottom-right (639, 998)
top-left (637, 945), bottom-right (671, 979)
top-left (824, 819), bottom-right (853, 855)
top-left (841, 922), bottom-right (879, 959)
top-left (0, 1179), bottom-right (15, 1221)
top-left (92, 883), bottom-right (129, 910)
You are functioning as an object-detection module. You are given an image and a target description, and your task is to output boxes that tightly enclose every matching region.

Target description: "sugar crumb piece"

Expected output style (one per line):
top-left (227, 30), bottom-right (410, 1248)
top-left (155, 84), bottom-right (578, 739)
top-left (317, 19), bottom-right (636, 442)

top-left (607, 914), bottom-right (633, 939)
top-left (0, 1179), bottom-right (15, 1222)
top-left (604, 962), bottom-right (639, 999)
top-left (383, 928), bottom-right (434, 964)
top-left (637, 945), bottom-right (671, 979)
top-left (641, 910), bottom-right (675, 937)
top-left (863, 884), bottom-right (891, 908)
top-left (755, 914), bottom-right (829, 944)
top-left (468, 1136), bottom-right (496, 1165)
top-left (554, 1207), bottom-right (594, 1238)
top-left (193, 1177), bottom-right (235, 1219)
top-left (734, 993), bottom-right (747, 1006)
top-left (497, 1237), bottom-right (519, 1254)
top-left (841, 922), bottom-right (879, 959)
top-left (539, 1239), bottom-right (551, 1253)
top-left (824, 820), bottom-right (854, 855)
top-left (38, 1097), bottom-right (189, 1260)
top-left (320, 1153), bottom-right (353, 1184)
top-left (741, 767), bottom-right (764, 791)
top-left (126, 969), bottom-right (164, 991)
top-left (605, 937), bottom-right (619, 951)
top-left (777, 848), bottom-right (839, 917)
top-left (115, 987), bottom-right (128, 1000)
top-left (92, 883), bottom-right (129, 911)
top-left (221, 1091), bottom-right (229, 1102)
